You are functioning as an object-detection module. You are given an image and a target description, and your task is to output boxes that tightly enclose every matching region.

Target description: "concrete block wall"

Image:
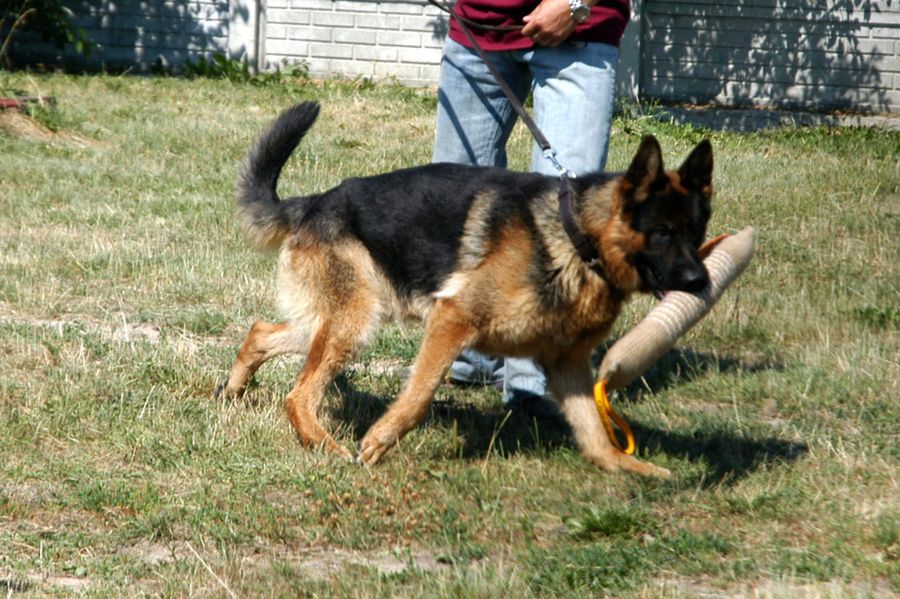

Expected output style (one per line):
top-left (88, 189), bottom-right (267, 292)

top-left (9, 0), bottom-right (248, 71)
top-left (11, 0), bottom-right (259, 71)
top-left (641, 0), bottom-right (900, 113)
top-left (9, 0), bottom-right (898, 113)
top-left (264, 0), bottom-right (447, 86)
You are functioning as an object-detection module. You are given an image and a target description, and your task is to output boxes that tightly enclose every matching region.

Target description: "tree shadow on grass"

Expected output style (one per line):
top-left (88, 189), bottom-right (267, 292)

top-left (331, 345), bottom-right (806, 486)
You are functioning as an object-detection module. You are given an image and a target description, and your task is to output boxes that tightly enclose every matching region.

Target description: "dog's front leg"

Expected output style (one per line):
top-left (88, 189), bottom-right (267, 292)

top-left (358, 300), bottom-right (475, 466)
top-left (545, 358), bottom-right (671, 478)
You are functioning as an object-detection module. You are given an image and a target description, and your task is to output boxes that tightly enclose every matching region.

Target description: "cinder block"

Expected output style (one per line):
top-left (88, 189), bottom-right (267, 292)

top-left (354, 14), bottom-right (397, 30)
top-left (423, 33), bottom-right (446, 49)
top-left (878, 55), bottom-right (900, 73)
top-left (868, 26), bottom-right (900, 40)
top-left (333, 28), bottom-right (377, 45)
top-left (267, 24), bottom-right (287, 39)
top-left (377, 30), bottom-right (422, 47)
top-left (334, 0), bottom-right (377, 13)
top-left (838, 38), bottom-right (889, 56)
top-left (399, 16), bottom-right (436, 32)
top-left (266, 40), bottom-right (309, 57)
top-left (355, 45), bottom-right (399, 62)
top-left (312, 11), bottom-right (356, 27)
top-left (291, 0), bottom-right (336, 10)
top-left (267, 9), bottom-right (310, 25)
top-left (379, 3), bottom-right (427, 16)
top-left (354, 14), bottom-right (400, 30)
top-left (288, 26), bottom-right (333, 42)
top-left (398, 47), bottom-right (441, 65)
top-left (884, 89), bottom-right (900, 109)
top-left (419, 63), bottom-right (441, 86)
top-left (305, 56), bottom-right (332, 77)
top-left (310, 43), bottom-right (354, 59)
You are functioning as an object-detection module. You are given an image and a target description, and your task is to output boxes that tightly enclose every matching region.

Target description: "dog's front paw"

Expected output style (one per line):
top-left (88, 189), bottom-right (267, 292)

top-left (357, 429), bottom-right (398, 466)
top-left (587, 451), bottom-right (671, 478)
top-left (330, 442), bottom-right (355, 461)
top-left (214, 380), bottom-right (243, 401)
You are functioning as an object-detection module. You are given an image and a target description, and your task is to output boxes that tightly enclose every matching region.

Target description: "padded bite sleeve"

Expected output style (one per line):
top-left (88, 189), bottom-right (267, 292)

top-left (598, 226), bottom-right (757, 390)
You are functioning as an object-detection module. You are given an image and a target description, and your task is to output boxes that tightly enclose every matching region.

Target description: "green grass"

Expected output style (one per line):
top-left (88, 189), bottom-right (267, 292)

top-left (1, 70), bottom-right (898, 597)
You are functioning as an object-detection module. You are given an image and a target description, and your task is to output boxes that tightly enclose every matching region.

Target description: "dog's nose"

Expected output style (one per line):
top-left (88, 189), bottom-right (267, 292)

top-left (679, 266), bottom-right (709, 293)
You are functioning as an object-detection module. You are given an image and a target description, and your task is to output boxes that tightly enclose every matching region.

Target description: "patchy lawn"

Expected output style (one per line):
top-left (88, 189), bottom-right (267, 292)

top-left (1, 72), bottom-right (897, 597)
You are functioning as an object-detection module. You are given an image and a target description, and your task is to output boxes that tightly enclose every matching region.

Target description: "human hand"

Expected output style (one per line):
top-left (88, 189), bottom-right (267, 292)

top-left (521, 0), bottom-right (577, 47)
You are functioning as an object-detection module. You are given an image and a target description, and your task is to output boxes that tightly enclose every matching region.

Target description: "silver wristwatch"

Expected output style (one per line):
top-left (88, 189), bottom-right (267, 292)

top-left (568, 0), bottom-right (591, 24)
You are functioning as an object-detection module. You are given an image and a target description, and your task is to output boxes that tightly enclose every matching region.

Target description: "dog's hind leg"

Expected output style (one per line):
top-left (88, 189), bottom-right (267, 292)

top-left (275, 240), bottom-right (386, 458)
top-left (285, 281), bottom-right (391, 459)
top-left (281, 319), bottom-right (361, 459)
top-left (216, 320), bottom-right (311, 400)
top-left (545, 357), bottom-right (671, 478)
top-left (358, 299), bottom-right (475, 466)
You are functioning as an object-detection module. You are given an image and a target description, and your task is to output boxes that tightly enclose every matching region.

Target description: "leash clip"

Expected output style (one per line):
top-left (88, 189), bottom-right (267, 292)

top-left (543, 148), bottom-right (577, 179)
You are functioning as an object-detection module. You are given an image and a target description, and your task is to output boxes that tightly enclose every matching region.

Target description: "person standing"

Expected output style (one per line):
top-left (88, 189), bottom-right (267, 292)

top-left (432, 0), bottom-right (630, 413)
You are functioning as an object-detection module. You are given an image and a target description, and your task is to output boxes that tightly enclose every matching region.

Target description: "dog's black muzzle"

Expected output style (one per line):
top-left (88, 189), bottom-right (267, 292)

top-left (644, 261), bottom-right (710, 299)
top-left (672, 263), bottom-right (710, 294)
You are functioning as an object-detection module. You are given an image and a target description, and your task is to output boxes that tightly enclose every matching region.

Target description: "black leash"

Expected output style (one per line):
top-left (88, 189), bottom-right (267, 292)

top-left (427, 0), bottom-right (570, 175)
top-left (428, 0), bottom-right (556, 159)
top-left (428, 0), bottom-right (606, 278)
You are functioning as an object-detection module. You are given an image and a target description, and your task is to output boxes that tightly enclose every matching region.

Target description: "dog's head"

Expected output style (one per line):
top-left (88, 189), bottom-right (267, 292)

top-left (621, 136), bottom-right (713, 298)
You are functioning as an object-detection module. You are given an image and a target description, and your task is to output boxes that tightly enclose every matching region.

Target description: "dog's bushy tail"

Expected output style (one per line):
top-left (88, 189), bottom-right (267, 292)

top-left (237, 101), bottom-right (320, 249)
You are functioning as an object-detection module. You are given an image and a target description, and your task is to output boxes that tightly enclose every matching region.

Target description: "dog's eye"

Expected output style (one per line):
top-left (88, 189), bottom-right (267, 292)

top-left (652, 227), bottom-right (673, 241)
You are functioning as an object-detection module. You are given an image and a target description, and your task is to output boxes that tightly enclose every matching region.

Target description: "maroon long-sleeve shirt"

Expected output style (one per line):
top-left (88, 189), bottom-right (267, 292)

top-left (449, 0), bottom-right (631, 51)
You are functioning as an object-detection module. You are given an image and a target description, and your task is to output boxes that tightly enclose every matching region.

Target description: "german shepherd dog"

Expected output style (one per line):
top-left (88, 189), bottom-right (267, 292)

top-left (217, 102), bottom-right (713, 477)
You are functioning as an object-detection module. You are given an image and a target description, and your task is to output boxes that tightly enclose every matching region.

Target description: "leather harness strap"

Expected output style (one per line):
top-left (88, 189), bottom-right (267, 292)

top-left (557, 177), bottom-right (606, 278)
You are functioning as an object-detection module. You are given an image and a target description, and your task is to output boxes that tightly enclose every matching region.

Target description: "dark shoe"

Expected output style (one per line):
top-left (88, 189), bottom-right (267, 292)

top-left (506, 392), bottom-right (561, 420)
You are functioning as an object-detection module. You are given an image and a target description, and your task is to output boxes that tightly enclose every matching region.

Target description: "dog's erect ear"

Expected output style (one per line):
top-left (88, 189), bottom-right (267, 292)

top-left (623, 136), bottom-right (665, 204)
top-left (678, 139), bottom-right (714, 192)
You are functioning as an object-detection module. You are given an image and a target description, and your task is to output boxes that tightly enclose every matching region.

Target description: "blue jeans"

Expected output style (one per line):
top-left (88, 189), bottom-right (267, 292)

top-left (433, 38), bottom-right (619, 404)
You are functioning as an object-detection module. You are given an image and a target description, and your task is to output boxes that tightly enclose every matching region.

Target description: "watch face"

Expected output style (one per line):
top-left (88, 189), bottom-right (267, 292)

top-left (572, 3), bottom-right (590, 23)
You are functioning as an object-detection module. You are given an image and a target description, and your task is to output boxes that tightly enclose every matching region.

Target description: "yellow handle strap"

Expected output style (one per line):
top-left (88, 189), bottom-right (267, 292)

top-left (593, 379), bottom-right (636, 455)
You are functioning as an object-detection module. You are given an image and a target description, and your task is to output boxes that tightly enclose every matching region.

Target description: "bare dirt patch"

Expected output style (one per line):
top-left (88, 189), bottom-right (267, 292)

top-left (0, 109), bottom-right (99, 148)
top-left (117, 540), bottom-right (188, 567)
top-left (116, 541), bottom-right (454, 582)
top-left (644, 576), bottom-right (897, 598)
top-left (287, 546), bottom-right (451, 578)
top-left (0, 311), bottom-right (162, 345)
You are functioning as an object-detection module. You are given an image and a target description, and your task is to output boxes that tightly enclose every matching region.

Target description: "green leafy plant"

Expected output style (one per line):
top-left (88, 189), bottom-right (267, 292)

top-left (183, 52), bottom-right (309, 86)
top-left (185, 52), bottom-right (252, 82)
top-left (0, 0), bottom-right (96, 67)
